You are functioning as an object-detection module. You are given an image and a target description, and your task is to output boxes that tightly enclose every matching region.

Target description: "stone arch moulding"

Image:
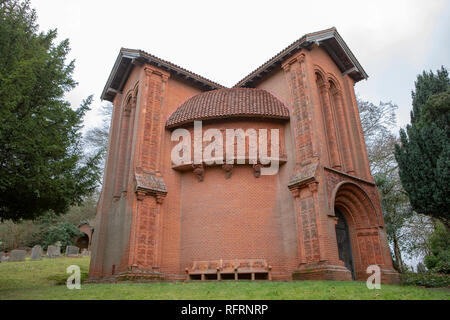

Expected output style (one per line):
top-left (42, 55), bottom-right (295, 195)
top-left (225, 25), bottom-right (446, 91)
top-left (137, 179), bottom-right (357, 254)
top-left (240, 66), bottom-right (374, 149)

top-left (122, 81), bottom-right (139, 105)
top-left (132, 81), bottom-right (139, 97)
top-left (313, 65), bottom-right (343, 90)
top-left (313, 64), bottom-right (327, 79)
top-left (326, 73), bottom-right (343, 91)
top-left (329, 181), bottom-right (382, 227)
top-left (124, 93), bottom-right (133, 106)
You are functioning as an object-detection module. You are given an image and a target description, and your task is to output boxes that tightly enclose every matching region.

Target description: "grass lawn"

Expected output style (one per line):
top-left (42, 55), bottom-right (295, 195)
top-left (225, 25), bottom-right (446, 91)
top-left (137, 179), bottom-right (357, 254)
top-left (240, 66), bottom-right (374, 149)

top-left (0, 257), bottom-right (448, 300)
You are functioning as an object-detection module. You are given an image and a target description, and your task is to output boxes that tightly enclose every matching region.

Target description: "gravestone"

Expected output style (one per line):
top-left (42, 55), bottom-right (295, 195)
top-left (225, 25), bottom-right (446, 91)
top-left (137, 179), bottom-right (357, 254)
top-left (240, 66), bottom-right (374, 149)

top-left (10, 249), bottom-right (26, 262)
top-left (65, 245), bottom-right (79, 256)
top-left (1, 255), bottom-right (9, 262)
top-left (47, 245), bottom-right (61, 258)
top-left (0, 251), bottom-right (3, 263)
top-left (30, 245), bottom-right (43, 260)
top-left (81, 249), bottom-right (91, 256)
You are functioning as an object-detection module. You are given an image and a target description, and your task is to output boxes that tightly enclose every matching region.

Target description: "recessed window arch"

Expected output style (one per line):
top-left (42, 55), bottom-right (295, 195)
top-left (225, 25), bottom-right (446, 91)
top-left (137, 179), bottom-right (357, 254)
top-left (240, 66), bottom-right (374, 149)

top-left (114, 85), bottom-right (139, 198)
top-left (315, 71), bottom-right (341, 169)
top-left (328, 77), bottom-right (354, 174)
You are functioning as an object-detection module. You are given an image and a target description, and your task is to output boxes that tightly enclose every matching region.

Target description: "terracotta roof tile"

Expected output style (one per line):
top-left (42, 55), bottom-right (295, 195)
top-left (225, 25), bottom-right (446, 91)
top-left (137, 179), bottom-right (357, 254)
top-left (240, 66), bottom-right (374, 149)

top-left (166, 88), bottom-right (289, 128)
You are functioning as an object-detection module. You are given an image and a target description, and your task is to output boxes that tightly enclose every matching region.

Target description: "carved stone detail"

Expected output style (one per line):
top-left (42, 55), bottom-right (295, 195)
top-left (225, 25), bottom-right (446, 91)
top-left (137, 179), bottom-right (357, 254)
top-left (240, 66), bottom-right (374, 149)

top-left (192, 164), bottom-right (205, 182)
top-left (156, 194), bottom-right (165, 205)
top-left (308, 181), bottom-right (319, 193)
top-left (253, 164), bottom-right (262, 178)
top-left (134, 167), bottom-right (167, 203)
top-left (291, 188), bottom-right (300, 198)
top-left (136, 191), bottom-right (146, 201)
top-left (288, 162), bottom-right (319, 189)
top-left (222, 164), bottom-right (233, 179)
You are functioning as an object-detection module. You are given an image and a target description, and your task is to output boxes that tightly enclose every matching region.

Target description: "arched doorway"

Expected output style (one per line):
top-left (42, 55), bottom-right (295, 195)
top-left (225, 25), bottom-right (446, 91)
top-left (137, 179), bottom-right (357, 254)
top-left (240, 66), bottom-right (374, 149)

top-left (334, 208), bottom-right (355, 280)
top-left (75, 233), bottom-right (90, 251)
top-left (332, 181), bottom-right (389, 281)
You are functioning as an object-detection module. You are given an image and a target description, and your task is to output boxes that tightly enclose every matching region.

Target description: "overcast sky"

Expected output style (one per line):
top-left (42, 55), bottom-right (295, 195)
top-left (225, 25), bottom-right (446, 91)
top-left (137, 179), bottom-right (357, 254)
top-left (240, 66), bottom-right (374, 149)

top-left (29, 0), bottom-right (450, 132)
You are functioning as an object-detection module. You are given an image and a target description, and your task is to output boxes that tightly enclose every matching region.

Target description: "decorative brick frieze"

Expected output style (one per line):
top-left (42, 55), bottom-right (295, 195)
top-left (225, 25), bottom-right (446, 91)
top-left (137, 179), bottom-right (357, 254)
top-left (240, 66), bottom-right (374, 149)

top-left (125, 65), bottom-right (169, 275)
top-left (288, 163), bottom-right (322, 265)
top-left (139, 65), bottom-right (169, 173)
top-left (132, 195), bottom-right (159, 269)
top-left (282, 53), bottom-right (316, 170)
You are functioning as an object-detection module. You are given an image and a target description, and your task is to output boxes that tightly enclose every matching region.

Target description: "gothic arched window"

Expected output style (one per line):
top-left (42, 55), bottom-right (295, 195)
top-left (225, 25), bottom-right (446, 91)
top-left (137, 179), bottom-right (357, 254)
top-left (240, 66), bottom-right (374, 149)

top-left (328, 80), bottom-right (354, 174)
top-left (316, 72), bottom-right (341, 170)
top-left (114, 87), bottom-right (138, 198)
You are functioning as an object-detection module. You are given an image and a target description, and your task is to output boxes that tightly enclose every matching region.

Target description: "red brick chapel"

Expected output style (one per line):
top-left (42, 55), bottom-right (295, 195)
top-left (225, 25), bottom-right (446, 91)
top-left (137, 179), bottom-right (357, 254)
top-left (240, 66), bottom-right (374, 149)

top-left (89, 27), bottom-right (400, 284)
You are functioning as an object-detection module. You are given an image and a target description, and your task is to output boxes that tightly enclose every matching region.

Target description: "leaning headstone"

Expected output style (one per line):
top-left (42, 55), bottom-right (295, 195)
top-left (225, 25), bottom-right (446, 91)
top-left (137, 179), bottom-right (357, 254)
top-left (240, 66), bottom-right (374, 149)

top-left (47, 245), bottom-right (61, 258)
top-left (30, 245), bottom-right (43, 260)
top-left (65, 245), bottom-right (79, 256)
top-left (10, 249), bottom-right (26, 262)
top-left (81, 249), bottom-right (91, 256)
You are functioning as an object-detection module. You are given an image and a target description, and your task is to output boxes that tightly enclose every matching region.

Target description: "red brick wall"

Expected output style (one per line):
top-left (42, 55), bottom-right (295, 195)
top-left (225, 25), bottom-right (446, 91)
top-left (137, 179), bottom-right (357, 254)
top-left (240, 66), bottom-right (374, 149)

top-left (158, 75), bottom-right (208, 277)
top-left (91, 45), bottom-right (398, 283)
top-left (162, 120), bottom-right (298, 279)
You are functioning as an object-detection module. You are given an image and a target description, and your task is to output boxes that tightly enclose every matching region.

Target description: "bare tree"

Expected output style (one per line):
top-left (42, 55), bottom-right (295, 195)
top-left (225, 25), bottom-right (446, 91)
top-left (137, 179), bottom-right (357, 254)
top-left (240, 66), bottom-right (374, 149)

top-left (84, 103), bottom-right (113, 185)
top-left (358, 97), bottom-right (412, 272)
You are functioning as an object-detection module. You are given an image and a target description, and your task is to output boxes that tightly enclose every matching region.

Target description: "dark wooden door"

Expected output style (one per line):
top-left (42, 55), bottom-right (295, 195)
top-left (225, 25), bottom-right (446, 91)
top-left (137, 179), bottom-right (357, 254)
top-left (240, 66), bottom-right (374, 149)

top-left (335, 209), bottom-right (355, 280)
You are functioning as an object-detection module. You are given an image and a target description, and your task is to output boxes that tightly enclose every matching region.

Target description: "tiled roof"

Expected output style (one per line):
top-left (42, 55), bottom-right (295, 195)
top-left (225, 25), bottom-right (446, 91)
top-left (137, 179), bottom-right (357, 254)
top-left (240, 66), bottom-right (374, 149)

top-left (166, 88), bottom-right (289, 128)
top-left (130, 48), bottom-right (225, 90)
top-left (234, 27), bottom-right (368, 88)
top-left (102, 28), bottom-right (367, 102)
top-left (101, 48), bottom-right (225, 102)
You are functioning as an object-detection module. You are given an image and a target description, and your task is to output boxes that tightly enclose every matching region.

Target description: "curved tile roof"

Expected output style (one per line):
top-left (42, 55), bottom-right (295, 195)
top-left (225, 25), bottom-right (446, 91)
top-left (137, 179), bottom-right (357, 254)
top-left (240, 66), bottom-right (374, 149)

top-left (166, 88), bottom-right (290, 128)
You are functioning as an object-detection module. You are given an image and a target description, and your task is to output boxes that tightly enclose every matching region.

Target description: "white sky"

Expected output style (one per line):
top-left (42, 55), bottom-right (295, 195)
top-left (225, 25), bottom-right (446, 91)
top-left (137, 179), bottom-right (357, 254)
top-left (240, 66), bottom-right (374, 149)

top-left (29, 0), bottom-right (450, 132)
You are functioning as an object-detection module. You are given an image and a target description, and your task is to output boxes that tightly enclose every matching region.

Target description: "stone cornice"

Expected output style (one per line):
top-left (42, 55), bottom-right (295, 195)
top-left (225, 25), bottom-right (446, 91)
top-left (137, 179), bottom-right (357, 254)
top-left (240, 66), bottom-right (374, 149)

top-left (134, 167), bottom-right (167, 203)
top-left (288, 162), bottom-right (319, 192)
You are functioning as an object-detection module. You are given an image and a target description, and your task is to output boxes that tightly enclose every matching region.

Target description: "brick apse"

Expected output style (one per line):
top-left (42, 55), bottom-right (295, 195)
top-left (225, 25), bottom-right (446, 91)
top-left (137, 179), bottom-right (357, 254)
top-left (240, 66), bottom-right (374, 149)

top-left (89, 27), bottom-right (400, 284)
